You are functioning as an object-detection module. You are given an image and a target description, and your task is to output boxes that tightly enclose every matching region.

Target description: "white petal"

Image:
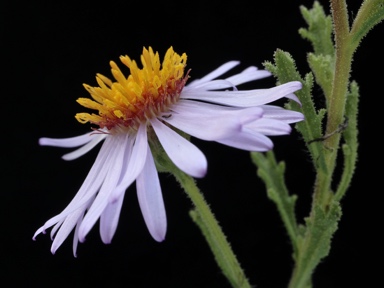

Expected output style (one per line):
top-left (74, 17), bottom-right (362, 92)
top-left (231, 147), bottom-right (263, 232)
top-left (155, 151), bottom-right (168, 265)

top-left (109, 124), bottom-right (148, 202)
top-left (50, 219), bottom-right (64, 240)
top-left (72, 214), bottom-right (85, 257)
top-left (261, 105), bottom-right (304, 123)
top-left (97, 134), bottom-right (135, 244)
top-left (39, 131), bottom-right (96, 148)
top-left (245, 118), bottom-right (292, 136)
top-left (136, 147), bottom-right (167, 242)
top-left (171, 99), bottom-right (263, 119)
top-left (186, 61), bottom-right (240, 87)
top-left (62, 133), bottom-right (107, 160)
top-left (283, 93), bottom-right (301, 104)
top-left (150, 117), bottom-right (207, 178)
top-left (33, 136), bottom-right (114, 240)
top-left (99, 192), bottom-right (125, 244)
top-left (186, 65), bottom-right (271, 91)
top-left (185, 79), bottom-right (238, 91)
top-left (224, 67), bottom-right (271, 86)
top-left (181, 81), bottom-right (302, 107)
top-left (217, 128), bottom-right (274, 151)
top-left (78, 135), bottom-right (127, 242)
top-left (164, 100), bottom-right (263, 141)
top-left (50, 198), bottom-right (93, 255)
top-left (171, 99), bottom-right (241, 113)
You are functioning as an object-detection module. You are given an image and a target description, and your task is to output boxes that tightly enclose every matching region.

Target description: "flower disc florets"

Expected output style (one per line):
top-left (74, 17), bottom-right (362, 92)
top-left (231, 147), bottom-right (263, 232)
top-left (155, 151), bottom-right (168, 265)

top-left (76, 47), bottom-right (188, 132)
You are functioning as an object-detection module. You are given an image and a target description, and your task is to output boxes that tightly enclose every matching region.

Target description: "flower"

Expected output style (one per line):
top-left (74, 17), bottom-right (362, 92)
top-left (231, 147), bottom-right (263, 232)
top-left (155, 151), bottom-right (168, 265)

top-left (33, 46), bottom-right (304, 256)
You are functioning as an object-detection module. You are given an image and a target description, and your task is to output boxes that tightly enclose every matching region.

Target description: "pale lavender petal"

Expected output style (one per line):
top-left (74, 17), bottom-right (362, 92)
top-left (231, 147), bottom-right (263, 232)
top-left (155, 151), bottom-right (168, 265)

top-left (39, 131), bottom-right (96, 147)
top-left (33, 136), bottom-right (114, 240)
top-left (50, 219), bottom-right (64, 240)
top-left (181, 81), bottom-right (302, 107)
top-left (171, 99), bottom-right (241, 113)
top-left (150, 117), bottom-right (207, 178)
top-left (261, 105), bottom-right (304, 123)
top-left (78, 134), bottom-right (127, 242)
top-left (185, 79), bottom-right (238, 91)
top-left (50, 198), bottom-right (92, 255)
top-left (245, 118), bottom-right (292, 136)
top-left (283, 93), bottom-right (301, 104)
top-left (109, 124), bottom-right (148, 202)
top-left (224, 67), bottom-right (271, 86)
top-left (136, 146), bottom-right (167, 242)
top-left (99, 192), bottom-right (125, 244)
top-left (98, 134), bottom-right (138, 244)
top-left (171, 99), bottom-right (263, 118)
top-left (186, 61), bottom-right (240, 87)
top-left (164, 100), bottom-right (263, 141)
top-left (217, 128), bottom-right (274, 151)
top-left (33, 226), bottom-right (47, 241)
top-left (72, 215), bottom-right (84, 257)
top-left (62, 133), bottom-right (107, 160)
top-left (186, 66), bottom-right (271, 90)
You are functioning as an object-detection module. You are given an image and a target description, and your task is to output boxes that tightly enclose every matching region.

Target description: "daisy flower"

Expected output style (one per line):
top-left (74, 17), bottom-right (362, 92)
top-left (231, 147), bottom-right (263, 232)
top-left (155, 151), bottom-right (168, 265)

top-left (33, 46), bottom-right (304, 256)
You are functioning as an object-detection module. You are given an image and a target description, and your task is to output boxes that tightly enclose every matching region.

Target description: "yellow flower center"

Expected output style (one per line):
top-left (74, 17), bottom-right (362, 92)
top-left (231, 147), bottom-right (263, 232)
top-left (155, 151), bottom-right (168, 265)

top-left (75, 46), bottom-right (188, 132)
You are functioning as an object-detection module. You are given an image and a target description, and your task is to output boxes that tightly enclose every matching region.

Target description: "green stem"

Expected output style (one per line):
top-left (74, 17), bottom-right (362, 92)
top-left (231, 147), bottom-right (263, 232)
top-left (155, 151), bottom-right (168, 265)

top-left (314, 0), bottom-right (353, 207)
top-left (171, 168), bottom-right (252, 288)
top-left (287, 203), bottom-right (341, 288)
top-left (288, 2), bottom-right (354, 287)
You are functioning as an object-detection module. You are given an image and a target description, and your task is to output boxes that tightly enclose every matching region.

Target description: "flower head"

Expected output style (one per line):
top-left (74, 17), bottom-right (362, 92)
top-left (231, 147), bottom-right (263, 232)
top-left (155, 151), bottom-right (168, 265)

top-left (34, 46), bottom-right (304, 256)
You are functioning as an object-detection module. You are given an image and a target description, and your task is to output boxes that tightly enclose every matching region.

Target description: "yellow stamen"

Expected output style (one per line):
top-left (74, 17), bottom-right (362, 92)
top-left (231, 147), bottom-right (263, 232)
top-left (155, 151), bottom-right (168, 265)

top-left (75, 46), bottom-right (188, 131)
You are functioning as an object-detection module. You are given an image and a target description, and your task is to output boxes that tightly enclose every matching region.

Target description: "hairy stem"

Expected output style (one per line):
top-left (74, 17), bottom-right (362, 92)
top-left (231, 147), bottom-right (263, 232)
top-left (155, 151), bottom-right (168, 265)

top-left (172, 169), bottom-right (252, 288)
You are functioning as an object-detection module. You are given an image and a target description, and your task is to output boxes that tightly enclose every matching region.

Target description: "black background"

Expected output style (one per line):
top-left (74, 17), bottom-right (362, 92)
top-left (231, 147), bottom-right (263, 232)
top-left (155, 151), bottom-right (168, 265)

top-left (3, 1), bottom-right (383, 287)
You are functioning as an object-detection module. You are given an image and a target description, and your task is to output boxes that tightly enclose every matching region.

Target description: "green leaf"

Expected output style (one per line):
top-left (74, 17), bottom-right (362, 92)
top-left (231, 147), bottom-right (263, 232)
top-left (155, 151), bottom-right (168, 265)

top-left (350, 0), bottom-right (384, 51)
top-left (307, 53), bottom-right (335, 102)
top-left (335, 81), bottom-right (360, 200)
top-left (251, 151), bottom-right (298, 255)
top-left (264, 50), bottom-right (327, 174)
top-left (289, 202), bottom-right (342, 288)
top-left (299, 1), bottom-right (334, 56)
